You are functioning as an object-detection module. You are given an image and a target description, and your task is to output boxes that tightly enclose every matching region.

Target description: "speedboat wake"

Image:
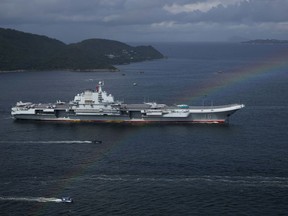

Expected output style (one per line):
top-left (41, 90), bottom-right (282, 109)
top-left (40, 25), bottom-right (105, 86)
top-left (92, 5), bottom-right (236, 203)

top-left (0, 140), bottom-right (94, 144)
top-left (0, 196), bottom-right (62, 203)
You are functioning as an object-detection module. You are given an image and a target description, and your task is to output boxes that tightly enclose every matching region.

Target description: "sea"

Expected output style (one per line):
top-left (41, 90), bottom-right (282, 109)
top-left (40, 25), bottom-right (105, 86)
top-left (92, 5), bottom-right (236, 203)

top-left (0, 42), bottom-right (288, 215)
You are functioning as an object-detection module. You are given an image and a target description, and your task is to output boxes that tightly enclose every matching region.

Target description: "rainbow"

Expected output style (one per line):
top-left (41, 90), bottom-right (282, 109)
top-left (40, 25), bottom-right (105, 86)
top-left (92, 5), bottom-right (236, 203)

top-left (179, 50), bottom-right (288, 104)
top-left (32, 47), bottom-right (288, 215)
top-left (32, 128), bottom-right (137, 215)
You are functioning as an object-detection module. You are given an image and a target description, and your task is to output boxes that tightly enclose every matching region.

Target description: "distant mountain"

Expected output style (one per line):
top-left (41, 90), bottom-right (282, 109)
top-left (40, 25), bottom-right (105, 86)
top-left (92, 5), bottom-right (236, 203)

top-left (242, 39), bottom-right (288, 44)
top-left (0, 28), bottom-right (164, 71)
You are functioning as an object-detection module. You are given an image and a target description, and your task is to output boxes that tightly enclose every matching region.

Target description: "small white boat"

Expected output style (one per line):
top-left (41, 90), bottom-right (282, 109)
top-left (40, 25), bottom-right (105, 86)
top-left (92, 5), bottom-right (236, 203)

top-left (61, 197), bottom-right (73, 203)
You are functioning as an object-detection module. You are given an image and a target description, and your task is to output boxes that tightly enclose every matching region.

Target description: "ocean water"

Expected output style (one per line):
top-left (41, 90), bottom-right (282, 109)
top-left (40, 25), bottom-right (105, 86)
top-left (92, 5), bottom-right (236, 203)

top-left (0, 42), bottom-right (288, 215)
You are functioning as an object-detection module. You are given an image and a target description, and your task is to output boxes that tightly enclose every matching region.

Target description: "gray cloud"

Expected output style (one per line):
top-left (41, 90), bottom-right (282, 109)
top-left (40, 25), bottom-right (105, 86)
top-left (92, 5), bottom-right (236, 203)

top-left (0, 0), bottom-right (288, 42)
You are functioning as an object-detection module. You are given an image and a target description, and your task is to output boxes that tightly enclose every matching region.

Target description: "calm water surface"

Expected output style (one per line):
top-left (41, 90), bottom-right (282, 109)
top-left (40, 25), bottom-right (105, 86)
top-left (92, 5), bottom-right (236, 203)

top-left (0, 43), bottom-right (288, 215)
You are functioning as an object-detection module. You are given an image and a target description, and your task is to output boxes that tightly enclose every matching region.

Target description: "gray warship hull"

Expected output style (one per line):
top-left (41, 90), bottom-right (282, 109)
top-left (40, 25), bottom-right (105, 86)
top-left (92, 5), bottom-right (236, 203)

top-left (11, 82), bottom-right (244, 124)
top-left (12, 103), bottom-right (243, 124)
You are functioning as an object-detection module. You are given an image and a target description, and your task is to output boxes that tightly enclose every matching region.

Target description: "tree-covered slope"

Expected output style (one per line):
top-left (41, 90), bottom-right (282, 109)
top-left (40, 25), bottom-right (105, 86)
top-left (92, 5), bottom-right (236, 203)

top-left (0, 28), bottom-right (164, 71)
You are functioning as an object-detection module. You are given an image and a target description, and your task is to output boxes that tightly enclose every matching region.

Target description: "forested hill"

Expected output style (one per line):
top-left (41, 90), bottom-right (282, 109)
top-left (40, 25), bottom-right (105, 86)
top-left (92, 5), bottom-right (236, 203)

top-left (0, 28), bottom-right (164, 71)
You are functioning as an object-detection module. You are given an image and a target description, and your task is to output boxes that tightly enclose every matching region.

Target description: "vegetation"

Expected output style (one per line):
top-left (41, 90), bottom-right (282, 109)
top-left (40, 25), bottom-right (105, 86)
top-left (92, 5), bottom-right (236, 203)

top-left (0, 28), bottom-right (164, 71)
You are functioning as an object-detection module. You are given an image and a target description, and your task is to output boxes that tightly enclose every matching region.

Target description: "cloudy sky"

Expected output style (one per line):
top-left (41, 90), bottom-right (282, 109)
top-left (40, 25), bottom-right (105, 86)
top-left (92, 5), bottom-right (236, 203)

top-left (1, 0), bottom-right (288, 43)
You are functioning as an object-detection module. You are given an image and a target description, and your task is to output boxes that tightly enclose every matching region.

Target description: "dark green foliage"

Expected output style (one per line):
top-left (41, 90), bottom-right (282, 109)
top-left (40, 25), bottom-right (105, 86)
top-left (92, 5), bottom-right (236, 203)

top-left (0, 28), bottom-right (164, 71)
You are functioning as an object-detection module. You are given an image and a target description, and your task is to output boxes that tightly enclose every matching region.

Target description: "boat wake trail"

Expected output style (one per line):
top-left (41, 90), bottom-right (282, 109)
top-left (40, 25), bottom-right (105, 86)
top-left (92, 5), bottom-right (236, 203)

top-left (0, 196), bottom-right (62, 203)
top-left (0, 140), bottom-right (93, 144)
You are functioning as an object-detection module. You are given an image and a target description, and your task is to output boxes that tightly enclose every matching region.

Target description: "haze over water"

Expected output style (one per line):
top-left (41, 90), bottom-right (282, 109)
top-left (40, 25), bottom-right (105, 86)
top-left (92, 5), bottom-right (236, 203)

top-left (0, 42), bottom-right (288, 215)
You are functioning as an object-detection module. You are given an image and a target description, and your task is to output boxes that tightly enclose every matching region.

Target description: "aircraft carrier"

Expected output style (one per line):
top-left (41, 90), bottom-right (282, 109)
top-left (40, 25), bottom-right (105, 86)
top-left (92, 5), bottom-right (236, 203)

top-left (11, 81), bottom-right (244, 123)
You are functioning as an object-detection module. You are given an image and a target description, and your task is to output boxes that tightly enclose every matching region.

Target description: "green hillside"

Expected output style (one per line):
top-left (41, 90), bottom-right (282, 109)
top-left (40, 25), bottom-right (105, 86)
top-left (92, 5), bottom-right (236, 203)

top-left (0, 28), bottom-right (164, 71)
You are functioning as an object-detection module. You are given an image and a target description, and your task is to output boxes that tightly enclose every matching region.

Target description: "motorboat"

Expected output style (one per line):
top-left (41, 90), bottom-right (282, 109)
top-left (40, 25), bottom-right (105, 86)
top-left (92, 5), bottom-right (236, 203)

top-left (61, 197), bottom-right (73, 203)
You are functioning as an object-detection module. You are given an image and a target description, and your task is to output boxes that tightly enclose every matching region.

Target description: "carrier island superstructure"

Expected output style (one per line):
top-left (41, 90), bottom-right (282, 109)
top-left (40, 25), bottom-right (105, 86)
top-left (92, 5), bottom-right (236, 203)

top-left (11, 81), bottom-right (244, 123)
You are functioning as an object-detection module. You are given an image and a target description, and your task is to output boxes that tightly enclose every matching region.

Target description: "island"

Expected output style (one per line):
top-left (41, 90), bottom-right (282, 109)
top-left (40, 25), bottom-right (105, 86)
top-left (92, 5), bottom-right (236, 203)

top-left (0, 28), bottom-right (164, 72)
top-left (242, 39), bottom-right (288, 44)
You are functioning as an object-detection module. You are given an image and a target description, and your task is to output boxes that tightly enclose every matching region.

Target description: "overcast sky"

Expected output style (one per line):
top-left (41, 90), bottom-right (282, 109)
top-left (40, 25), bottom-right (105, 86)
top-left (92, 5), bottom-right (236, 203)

top-left (1, 0), bottom-right (288, 43)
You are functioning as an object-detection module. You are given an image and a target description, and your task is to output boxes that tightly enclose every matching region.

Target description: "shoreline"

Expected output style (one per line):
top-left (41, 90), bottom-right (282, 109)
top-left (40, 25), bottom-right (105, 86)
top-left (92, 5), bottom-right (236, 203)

top-left (0, 68), bottom-right (120, 74)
